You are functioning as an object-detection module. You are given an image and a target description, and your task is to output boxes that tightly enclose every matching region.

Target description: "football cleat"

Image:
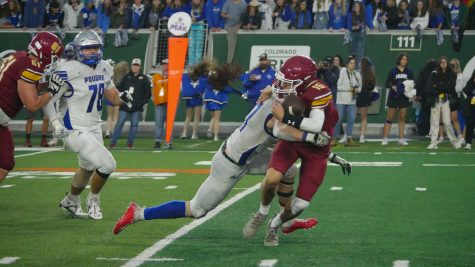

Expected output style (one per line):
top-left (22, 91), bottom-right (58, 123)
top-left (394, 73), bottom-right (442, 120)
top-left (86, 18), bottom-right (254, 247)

top-left (87, 194), bottom-right (103, 220)
top-left (281, 218), bottom-right (318, 235)
top-left (59, 194), bottom-right (87, 217)
top-left (40, 138), bottom-right (49, 147)
top-left (24, 139), bottom-right (32, 147)
top-left (113, 202), bottom-right (139, 235)
top-left (242, 212), bottom-right (267, 239)
top-left (264, 226), bottom-right (279, 247)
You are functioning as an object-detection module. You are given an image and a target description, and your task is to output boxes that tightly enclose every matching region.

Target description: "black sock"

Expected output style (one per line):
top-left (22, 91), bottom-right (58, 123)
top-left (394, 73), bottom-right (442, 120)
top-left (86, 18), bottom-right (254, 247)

top-left (26, 134), bottom-right (31, 140)
top-left (41, 135), bottom-right (47, 139)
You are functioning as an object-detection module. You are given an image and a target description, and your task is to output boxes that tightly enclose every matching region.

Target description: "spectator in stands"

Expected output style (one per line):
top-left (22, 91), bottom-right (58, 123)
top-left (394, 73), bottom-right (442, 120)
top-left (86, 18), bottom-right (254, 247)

top-left (447, 0), bottom-right (467, 51)
top-left (147, 0), bottom-right (160, 29)
top-left (383, 0), bottom-right (400, 29)
top-left (272, 0), bottom-right (293, 29)
top-left (291, 0), bottom-right (312, 29)
top-left (397, 0), bottom-right (411, 29)
top-left (23, 112), bottom-right (49, 147)
top-left (382, 53), bottom-right (414, 146)
top-left (110, 58), bottom-right (151, 149)
top-left (448, 58), bottom-right (465, 142)
top-left (347, 1), bottom-right (366, 66)
top-left (206, 0), bottom-right (225, 31)
top-left (125, 0), bottom-right (148, 38)
top-left (357, 57), bottom-right (376, 143)
top-left (462, 69), bottom-right (475, 149)
top-left (221, 0), bottom-right (247, 64)
top-left (429, 0), bottom-right (445, 45)
top-left (111, 0), bottom-right (127, 28)
top-left (241, 0), bottom-right (262, 30)
top-left (426, 57), bottom-right (461, 149)
top-left (333, 55), bottom-right (361, 147)
top-left (43, 1), bottom-right (64, 28)
top-left (63, 0), bottom-right (82, 29)
top-left (97, 0), bottom-right (113, 33)
top-left (180, 61), bottom-right (210, 139)
top-left (188, 0), bottom-right (206, 65)
top-left (0, 0), bottom-right (22, 28)
top-left (259, 0), bottom-right (275, 30)
top-left (368, 0), bottom-right (384, 31)
top-left (162, 0), bottom-right (190, 19)
top-left (323, 55), bottom-right (342, 101)
top-left (410, 0), bottom-right (428, 40)
top-left (104, 61), bottom-right (129, 138)
top-left (151, 59), bottom-right (171, 149)
top-left (204, 63), bottom-right (241, 141)
top-left (415, 58), bottom-right (437, 136)
top-left (22, 0), bottom-right (45, 29)
top-left (328, 0), bottom-right (347, 31)
top-left (79, 0), bottom-right (97, 29)
top-left (241, 53), bottom-right (275, 109)
top-left (312, 0), bottom-right (331, 29)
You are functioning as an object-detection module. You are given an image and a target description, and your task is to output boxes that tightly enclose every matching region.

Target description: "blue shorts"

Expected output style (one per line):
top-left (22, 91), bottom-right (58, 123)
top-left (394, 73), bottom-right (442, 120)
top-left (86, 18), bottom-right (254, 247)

top-left (205, 102), bottom-right (225, 111)
top-left (185, 98), bottom-right (203, 108)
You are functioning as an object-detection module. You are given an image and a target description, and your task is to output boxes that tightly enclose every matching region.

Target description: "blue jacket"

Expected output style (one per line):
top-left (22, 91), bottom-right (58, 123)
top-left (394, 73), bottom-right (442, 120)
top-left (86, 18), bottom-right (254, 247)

top-left (328, 4), bottom-right (347, 29)
top-left (203, 85), bottom-right (236, 105)
top-left (241, 67), bottom-right (276, 101)
top-left (181, 74), bottom-right (207, 98)
top-left (291, 10), bottom-right (312, 29)
top-left (205, 0), bottom-right (225, 28)
top-left (97, 4), bottom-right (112, 33)
top-left (429, 10), bottom-right (445, 28)
top-left (80, 7), bottom-right (98, 28)
top-left (9, 12), bottom-right (22, 28)
top-left (125, 4), bottom-right (148, 29)
top-left (22, 0), bottom-right (45, 28)
top-left (190, 5), bottom-right (206, 22)
top-left (162, 4), bottom-right (191, 19)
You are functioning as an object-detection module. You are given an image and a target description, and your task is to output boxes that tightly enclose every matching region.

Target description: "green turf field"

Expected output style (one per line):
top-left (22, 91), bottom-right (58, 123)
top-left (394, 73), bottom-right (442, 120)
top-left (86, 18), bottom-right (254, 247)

top-left (1, 138), bottom-right (474, 267)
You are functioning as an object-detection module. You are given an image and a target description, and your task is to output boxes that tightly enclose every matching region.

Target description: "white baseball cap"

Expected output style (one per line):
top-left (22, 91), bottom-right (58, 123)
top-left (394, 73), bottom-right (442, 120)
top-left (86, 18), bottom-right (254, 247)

top-left (132, 58), bottom-right (141, 65)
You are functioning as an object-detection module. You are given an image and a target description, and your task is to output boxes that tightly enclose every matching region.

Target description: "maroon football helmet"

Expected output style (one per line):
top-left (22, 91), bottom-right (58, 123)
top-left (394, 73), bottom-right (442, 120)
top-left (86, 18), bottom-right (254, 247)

top-left (28, 32), bottom-right (64, 73)
top-left (272, 55), bottom-right (318, 101)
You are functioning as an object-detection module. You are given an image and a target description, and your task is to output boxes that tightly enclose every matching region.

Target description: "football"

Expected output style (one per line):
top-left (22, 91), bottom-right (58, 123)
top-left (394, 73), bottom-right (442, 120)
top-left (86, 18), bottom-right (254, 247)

top-left (282, 94), bottom-right (306, 117)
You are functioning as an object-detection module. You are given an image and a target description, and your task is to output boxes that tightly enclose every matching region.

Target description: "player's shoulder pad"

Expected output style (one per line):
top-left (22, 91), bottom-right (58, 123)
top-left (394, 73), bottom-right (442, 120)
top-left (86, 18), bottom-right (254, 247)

top-left (19, 56), bottom-right (44, 83)
top-left (97, 60), bottom-right (114, 76)
top-left (307, 80), bottom-right (332, 109)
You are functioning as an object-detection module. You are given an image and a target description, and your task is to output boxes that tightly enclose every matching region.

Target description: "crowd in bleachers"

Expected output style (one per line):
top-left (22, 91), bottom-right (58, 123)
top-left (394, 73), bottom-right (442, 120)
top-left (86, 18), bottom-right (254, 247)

top-left (0, 0), bottom-right (474, 32)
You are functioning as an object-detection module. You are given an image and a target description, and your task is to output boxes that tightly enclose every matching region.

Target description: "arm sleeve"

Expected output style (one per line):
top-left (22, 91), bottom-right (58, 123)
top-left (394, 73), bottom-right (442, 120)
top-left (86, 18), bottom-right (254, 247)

top-left (299, 108), bottom-right (325, 133)
top-left (42, 99), bottom-right (60, 122)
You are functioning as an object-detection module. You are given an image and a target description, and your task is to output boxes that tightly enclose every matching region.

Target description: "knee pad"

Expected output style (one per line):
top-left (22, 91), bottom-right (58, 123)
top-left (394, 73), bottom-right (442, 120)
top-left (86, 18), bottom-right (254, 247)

top-left (189, 200), bottom-right (208, 219)
top-left (385, 119), bottom-right (393, 124)
top-left (282, 164), bottom-right (297, 181)
top-left (97, 157), bottom-right (116, 176)
top-left (291, 197), bottom-right (309, 215)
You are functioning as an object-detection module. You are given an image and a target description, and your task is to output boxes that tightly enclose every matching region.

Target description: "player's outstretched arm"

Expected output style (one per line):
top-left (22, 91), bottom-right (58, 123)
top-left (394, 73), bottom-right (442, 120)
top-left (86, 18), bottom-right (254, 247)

top-left (272, 119), bottom-right (330, 146)
top-left (17, 80), bottom-right (53, 112)
top-left (273, 102), bottom-right (325, 133)
top-left (105, 87), bottom-right (133, 108)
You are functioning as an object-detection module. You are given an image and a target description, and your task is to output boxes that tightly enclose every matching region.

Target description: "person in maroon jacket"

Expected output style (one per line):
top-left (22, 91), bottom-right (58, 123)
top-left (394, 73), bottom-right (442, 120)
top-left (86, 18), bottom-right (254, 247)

top-left (0, 31), bottom-right (64, 184)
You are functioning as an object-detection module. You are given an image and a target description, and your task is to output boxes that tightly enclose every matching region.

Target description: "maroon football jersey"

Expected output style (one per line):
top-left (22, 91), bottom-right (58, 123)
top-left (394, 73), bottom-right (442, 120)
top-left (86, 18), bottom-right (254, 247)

top-left (0, 51), bottom-right (44, 118)
top-left (297, 78), bottom-right (339, 137)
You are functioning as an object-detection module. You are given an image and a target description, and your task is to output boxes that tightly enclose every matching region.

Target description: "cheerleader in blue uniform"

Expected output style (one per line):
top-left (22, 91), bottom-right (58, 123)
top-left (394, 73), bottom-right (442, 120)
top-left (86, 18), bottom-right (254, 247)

top-left (203, 64), bottom-right (242, 141)
top-left (180, 62), bottom-right (211, 139)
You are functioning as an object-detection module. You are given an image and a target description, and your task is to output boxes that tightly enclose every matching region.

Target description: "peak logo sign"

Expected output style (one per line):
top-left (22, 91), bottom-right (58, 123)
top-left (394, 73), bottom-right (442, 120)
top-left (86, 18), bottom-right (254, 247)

top-left (167, 12), bottom-right (192, 36)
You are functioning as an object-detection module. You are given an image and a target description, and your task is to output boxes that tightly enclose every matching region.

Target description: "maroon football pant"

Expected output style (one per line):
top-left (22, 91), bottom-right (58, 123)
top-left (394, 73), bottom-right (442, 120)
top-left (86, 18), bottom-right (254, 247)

top-left (268, 140), bottom-right (328, 201)
top-left (0, 126), bottom-right (15, 171)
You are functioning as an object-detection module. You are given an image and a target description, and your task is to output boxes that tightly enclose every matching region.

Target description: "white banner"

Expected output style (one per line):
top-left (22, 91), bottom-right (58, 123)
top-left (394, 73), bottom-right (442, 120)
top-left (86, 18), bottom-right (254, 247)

top-left (249, 46), bottom-right (311, 70)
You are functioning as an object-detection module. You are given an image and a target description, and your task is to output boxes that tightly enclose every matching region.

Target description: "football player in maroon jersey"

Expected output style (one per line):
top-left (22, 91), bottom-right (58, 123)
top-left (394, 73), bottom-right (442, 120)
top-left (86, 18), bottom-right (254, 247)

top-left (243, 55), bottom-right (351, 246)
top-left (0, 32), bottom-right (65, 184)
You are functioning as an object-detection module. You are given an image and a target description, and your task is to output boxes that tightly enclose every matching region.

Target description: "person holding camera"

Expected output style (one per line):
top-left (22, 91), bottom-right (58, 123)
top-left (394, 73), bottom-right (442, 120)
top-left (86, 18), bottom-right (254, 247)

top-left (332, 55), bottom-right (361, 147)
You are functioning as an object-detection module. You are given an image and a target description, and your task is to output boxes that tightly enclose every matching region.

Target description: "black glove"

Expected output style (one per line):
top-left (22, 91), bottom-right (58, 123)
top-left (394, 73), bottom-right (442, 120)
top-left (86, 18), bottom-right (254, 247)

top-left (48, 74), bottom-right (66, 96)
top-left (119, 91), bottom-right (133, 108)
top-left (330, 153), bottom-right (352, 176)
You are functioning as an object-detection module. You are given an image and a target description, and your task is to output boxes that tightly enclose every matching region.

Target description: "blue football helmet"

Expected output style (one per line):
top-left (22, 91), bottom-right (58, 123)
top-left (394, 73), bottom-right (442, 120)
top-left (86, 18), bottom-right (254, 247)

top-left (73, 30), bottom-right (103, 66)
top-left (63, 42), bottom-right (76, 60)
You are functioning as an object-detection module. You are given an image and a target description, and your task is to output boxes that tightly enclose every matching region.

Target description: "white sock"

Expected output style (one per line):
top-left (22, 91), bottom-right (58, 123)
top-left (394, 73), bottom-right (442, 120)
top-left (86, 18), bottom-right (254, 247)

top-left (135, 206), bottom-right (145, 221)
top-left (259, 204), bottom-right (270, 215)
top-left (270, 213), bottom-right (283, 228)
top-left (67, 192), bottom-right (80, 202)
top-left (88, 192), bottom-right (100, 201)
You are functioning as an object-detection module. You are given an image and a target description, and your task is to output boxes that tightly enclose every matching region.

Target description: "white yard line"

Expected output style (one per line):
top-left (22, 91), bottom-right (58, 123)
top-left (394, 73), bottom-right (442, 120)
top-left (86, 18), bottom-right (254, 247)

top-left (122, 183), bottom-right (261, 267)
top-left (330, 187), bottom-right (343, 191)
top-left (97, 257), bottom-right (183, 262)
top-left (0, 257), bottom-right (20, 264)
top-left (422, 164), bottom-right (475, 167)
top-left (0, 185), bottom-right (15, 189)
top-left (259, 259), bottom-right (278, 267)
top-left (393, 260), bottom-right (410, 267)
top-left (14, 148), bottom-right (61, 158)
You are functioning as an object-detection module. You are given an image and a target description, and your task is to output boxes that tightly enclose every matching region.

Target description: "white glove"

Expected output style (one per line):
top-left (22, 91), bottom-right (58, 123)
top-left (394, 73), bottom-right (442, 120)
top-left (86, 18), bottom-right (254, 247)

top-left (48, 74), bottom-right (66, 96)
top-left (119, 91), bottom-right (133, 108)
top-left (51, 119), bottom-right (69, 139)
top-left (306, 131), bottom-right (331, 146)
top-left (329, 152), bottom-right (352, 175)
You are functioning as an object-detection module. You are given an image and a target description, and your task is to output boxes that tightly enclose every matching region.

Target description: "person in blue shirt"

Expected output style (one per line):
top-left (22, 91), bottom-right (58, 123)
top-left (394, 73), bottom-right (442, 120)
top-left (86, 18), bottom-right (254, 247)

top-left (180, 61), bottom-right (211, 139)
top-left (44, 1), bottom-right (64, 28)
top-left (290, 0), bottom-right (312, 29)
top-left (272, 0), bottom-right (293, 29)
top-left (22, 0), bottom-right (45, 29)
top-left (205, 0), bottom-right (225, 31)
top-left (188, 0), bottom-right (206, 65)
top-left (5, 0), bottom-right (22, 28)
top-left (204, 63), bottom-right (242, 141)
top-left (79, 0), bottom-right (97, 29)
top-left (125, 0), bottom-right (148, 38)
top-left (162, 0), bottom-right (191, 19)
top-left (96, 0), bottom-right (113, 33)
top-left (328, 0), bottom-right (347, 31)
top-left (446, 0), bottom-right (468, 51)
top-left (241, 53), bottom-right (276, 109)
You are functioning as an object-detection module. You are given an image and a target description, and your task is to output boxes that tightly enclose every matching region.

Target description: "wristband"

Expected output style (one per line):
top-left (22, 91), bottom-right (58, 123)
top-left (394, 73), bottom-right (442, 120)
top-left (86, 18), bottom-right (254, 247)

top-left (303, 132), bottom-right (316, 143)
top-left (282, 112), bottom-right (303, 128)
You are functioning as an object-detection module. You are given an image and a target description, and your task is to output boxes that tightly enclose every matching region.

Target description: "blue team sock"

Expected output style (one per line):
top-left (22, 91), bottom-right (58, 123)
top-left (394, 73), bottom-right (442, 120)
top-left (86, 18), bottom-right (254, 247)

top-left (143, 200), bottom-right (186, 220)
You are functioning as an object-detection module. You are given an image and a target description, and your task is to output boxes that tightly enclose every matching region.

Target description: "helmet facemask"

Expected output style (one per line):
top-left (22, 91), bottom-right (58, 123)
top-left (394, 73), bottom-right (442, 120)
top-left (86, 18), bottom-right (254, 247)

top-left (77, 45), bottom-right (103, 66)
top-left (271, 71), bottom-right (301, 102)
